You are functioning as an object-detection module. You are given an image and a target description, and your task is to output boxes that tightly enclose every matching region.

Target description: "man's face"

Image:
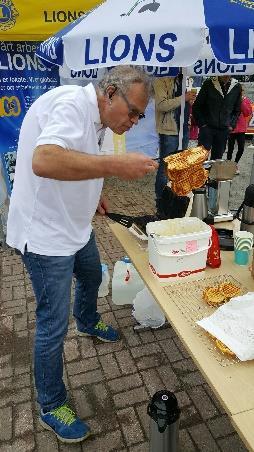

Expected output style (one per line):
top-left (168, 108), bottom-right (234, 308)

top-left (218, 76), bottom-right (231, 85)
top-left (104, 82), bottom-right (149, 135)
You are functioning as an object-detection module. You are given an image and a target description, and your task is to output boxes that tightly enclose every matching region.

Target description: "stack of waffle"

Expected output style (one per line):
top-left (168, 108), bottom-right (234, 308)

top-left (164, 146), bottom-right (209, 196)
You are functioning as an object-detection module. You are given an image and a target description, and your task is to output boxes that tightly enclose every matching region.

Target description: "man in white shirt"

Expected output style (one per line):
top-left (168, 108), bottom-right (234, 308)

top-left (7, 66), bottom-right (157, 443)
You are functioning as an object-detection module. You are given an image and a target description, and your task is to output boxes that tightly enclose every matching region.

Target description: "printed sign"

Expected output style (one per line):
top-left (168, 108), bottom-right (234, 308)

top-left (0, 41), bottom-right (59, 194)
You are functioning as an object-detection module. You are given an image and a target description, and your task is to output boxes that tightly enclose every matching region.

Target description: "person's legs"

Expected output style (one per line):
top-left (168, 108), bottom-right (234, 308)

top-left (21, 249), bottom-right (91, 442)
top-left (73, 230), bottom-right (119, 342)
top-left (227, 133), bottom-right (236, 160)
top-left (235, 133), bottom-right (246, 164)
top-left (155, 134), bottom-right (178, 213)
top-left (21, 250), bottom-right (74, 411)
top-left (211, 129), bottom-right (229, 160)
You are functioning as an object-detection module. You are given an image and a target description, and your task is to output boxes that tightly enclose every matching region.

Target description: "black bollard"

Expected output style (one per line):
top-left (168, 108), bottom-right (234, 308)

top-left (148, 390), bottom-right (181, 452)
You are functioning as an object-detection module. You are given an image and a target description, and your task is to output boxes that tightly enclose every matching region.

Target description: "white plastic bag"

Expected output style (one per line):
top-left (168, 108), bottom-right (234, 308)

top-left (112, 257), bottom-right (145, 305)
top-left (132, 287), bottom-right (165, 328)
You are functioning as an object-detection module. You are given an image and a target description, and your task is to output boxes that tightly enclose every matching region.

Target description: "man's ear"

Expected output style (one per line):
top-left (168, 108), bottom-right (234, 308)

top-left (106, 85), bottom-right (117, 100)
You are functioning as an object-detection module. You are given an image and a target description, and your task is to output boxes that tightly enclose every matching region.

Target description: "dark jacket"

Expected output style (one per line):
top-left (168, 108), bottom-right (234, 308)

top-left (192, 77), bottom-right (241, 130)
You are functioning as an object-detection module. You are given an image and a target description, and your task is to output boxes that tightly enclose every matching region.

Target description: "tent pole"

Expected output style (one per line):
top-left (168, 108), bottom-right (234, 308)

top-left (178, 67), bottom-right (187, 150)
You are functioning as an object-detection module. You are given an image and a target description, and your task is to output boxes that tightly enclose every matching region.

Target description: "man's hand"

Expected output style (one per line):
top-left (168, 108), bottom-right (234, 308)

top-left (113, 153), bottom-right (158, 181)
top-left (96, 195), bottom-right (109, 215)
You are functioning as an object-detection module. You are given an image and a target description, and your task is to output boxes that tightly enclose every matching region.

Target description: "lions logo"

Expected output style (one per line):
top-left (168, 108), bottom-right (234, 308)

top-left (0, 0), bottom-right (19, 31)
top-left (230, 0), bottom-right (254, 10)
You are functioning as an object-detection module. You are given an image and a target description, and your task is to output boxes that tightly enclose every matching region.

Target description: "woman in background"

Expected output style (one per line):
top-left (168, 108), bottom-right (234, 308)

top-left (227, 87), bottom-right (252, 175)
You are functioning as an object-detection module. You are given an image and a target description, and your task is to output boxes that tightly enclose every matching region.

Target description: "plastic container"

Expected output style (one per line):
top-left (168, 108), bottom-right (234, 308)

top-left (132, 287), bottom-right (165, 328)
top-left (112, 257), bottom-right (145, 305)
top-left (98, 263), bottom-right (110, 297)
top-left (146, 217), bottom-right (212, 282)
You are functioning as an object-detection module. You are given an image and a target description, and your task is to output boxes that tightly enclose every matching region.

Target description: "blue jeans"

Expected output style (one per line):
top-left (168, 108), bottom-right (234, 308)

top-left (21, 230), bottom-right (101, 412)
top-left (155, 134), bottom-right (179, 210)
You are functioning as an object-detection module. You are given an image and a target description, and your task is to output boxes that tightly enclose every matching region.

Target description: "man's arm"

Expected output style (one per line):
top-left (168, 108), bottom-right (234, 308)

top-left (32, 145), bottom-right (158, 181)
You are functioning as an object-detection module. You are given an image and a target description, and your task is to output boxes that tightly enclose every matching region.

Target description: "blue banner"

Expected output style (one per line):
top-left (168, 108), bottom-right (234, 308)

top-left (204, 0), bottom-right (254, 64)
top-left (0, 41), bottom-right (59, 194)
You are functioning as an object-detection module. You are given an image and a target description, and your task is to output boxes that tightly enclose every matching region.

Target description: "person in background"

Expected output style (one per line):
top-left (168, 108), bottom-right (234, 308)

top-left (227, 86), bottom-right (252, 174)
top-left (153, 75), bottom-right (196, 216)
top-left (6, 65), bottom-right (157, 444)
top-left (192, 75), bottom-right (241, 160)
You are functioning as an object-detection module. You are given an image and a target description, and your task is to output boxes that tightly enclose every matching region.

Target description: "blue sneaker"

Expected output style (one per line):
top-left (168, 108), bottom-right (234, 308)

top-left (40, 403), bottom-right (91, 443)
top-left (77, 319), bottom-right (120, 342)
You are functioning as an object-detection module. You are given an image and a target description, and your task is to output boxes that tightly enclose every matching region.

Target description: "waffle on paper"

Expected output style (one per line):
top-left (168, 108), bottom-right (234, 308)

top-left (207, 333), bottom-right (236, 357)
top-left (203, 282), bottom-right (241, 307)
top-left (164, 146), bottom-right (209, 196)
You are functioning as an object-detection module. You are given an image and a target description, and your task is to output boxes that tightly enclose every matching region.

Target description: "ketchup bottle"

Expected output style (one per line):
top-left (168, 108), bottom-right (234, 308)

top-left (206, 225), bottom-right (221, 268)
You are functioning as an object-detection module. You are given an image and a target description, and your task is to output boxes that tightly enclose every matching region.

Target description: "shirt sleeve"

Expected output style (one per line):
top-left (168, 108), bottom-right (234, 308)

top-left (36, 99), bottom-right (88, 151)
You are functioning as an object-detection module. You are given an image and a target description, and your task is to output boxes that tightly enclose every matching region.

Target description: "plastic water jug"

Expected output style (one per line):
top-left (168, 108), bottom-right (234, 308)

top-left (98, 263), bottom-right (110, 297)
top-left (112, 257), bottom-right (145, 305)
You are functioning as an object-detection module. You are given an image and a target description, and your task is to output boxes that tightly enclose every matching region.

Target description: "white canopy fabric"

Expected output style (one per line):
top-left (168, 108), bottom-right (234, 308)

top-left (37, 0), bottom-right (254, 70)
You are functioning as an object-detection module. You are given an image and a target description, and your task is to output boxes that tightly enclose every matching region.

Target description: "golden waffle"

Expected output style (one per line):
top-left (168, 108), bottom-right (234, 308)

top-left (164, 146), bottom-right (208, 172)
top-left (219, 282), bottom-right (241, 300)
top-left (203, 282), bottom-right (241, 307)
top-left (203, 287), bottom-right (225, 306)
top-left (171, 167), bottom-right (208, 196)
top-left (164, 146), bottom-right (209, 196)
top-left (215, 339), bottom-right (236, 357)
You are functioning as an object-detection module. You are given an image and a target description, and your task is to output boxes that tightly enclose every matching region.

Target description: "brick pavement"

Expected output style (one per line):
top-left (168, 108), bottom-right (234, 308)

top-left (0, 167), bottom-right (252, 451)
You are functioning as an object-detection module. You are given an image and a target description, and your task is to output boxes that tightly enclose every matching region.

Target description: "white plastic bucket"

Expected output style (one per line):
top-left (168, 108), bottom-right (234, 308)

top-left (146, 217), bottom-right (212, 282)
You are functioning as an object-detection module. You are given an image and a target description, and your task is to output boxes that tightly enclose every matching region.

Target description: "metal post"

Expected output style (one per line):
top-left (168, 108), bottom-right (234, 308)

top-left (148, 390), bottom-right (181, 452)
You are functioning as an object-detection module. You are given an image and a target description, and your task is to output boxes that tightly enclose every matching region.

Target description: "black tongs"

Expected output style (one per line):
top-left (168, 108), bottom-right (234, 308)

top-left (106, 212), bottom-right (158, 240)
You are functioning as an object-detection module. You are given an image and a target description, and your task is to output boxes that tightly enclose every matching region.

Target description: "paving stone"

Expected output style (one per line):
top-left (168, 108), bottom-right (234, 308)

top-left (160, 338), bottom-right (184, 362)
top-left (36, 431), bottom-right (59, 452)
top-left (0, 354), bottom-right (13, 379)
top-left (117, 407), bottom-right (144, 446)
top-left (115, 349), bottom-right (137, 375)
top-left (14, 312), bottom-right (28, 332)
top-left (179, 428), bottom-right (197, 452)
top-left (131, 343), bottom-right (161, 359)
top-left (113, 307), bottom-right (133, 319)
top-left (128, 443), bottom-right (150, 452)
top-left (188, 385), bottom-right (219, 420)
top-left (140, 368), bottom-right (164, 396)
top-left (78, 336), bottom-right (97, 358)
top-left (107, 373), bottom-right (143, 394)
top-left (14, 401), bottom-right (34, 436)
top-left (84, 430), bottom-right (124, 452)
top-left (153, 325), bottom-right (175, 340)
top-left (64, 338), bottom-right (80, 362)
top-left (188, 423), bottom-right (221, 451)
top-left (173, 336), bottom-right (190, 359)
top-left (217, 433), bottom-right (248, 451)
top-left (180, 405), bottom-right (202, 429)
top-left (136, 403), bottom-right (150, 437)
top-left (99, 353), bottom-right (121, 379)
top-left (207, 415), bottom-right (237, 439)
top-left (0, 406), bottom-right (12, 441)
top-left (0, 434), bottom-right (35, 452)
top-left (113, 387), bottom-right (149, 409)
top-left (117, 316), bottom-right (136, 328)
top-left (121, 327), bottom-right (142, 347)
top-left (66, 357), bottom-right (100, 376)
top-left (59, 442), bottom-right (82, 452)
top-left (157, 364), bottom-right (181, 392)
top-left (204, 383), bottom-right (226, 415)
top-left (175, 390), bottom-right (192, 409)
top-left (13, 285), bottom-right (26, 299)
top-left (95, 340), bottom-right (125, 356)
top-left (138, 330), bottom-right (156, 343)
top-left (72, 388), bottom-right (94, 418)
top-left (136, 353), bottom-right (168, 371)
top-left (172, 358), bottom-right (197, 375)
top-left (181, 370), bottom-right (206, 388)
top-left (69, 369), bottom-right (104, 388)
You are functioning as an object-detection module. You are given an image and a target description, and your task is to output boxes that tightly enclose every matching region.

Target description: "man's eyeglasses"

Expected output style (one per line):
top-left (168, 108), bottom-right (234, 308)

top-left (116, 87), bottom-right (146, 121)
